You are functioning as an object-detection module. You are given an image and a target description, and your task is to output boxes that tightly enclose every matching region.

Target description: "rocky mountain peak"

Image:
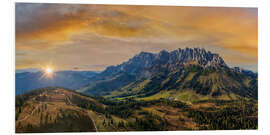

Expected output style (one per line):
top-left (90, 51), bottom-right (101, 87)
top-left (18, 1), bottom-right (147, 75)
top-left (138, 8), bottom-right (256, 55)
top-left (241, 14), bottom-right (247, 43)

top-left (102, 48), bottom-right (227, 77)
top-left (152, 47), bottom-right (227, 68)
top-left (174, 47), bottom-right (226, 67)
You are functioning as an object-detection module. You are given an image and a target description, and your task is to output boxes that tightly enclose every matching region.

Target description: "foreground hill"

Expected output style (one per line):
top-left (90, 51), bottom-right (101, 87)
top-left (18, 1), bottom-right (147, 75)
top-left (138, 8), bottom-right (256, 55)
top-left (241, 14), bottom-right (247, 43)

top-left (78, 48), bottom-right (257, 101)
top-left (15, 87), bottom-right (99, 132)
top-left (16, 87), bottom-right (257, 132)
top-left (16, 71), bottom-right (98, 95)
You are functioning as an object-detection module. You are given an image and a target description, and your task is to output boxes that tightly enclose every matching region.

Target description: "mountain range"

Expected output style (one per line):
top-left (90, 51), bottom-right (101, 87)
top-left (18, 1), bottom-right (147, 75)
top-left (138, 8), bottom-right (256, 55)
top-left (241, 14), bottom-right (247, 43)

top-left (16, 48), bottom-right (258, 100)
top-left (78, 48), bottom-right (257, 100)
top-left (15, 48), bottom-right (258, 132)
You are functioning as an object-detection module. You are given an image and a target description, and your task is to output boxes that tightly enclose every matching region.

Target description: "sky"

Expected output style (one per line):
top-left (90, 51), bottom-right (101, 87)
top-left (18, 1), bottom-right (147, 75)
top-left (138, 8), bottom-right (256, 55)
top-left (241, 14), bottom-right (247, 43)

top-left (15, 3), bottom-right (258, 72)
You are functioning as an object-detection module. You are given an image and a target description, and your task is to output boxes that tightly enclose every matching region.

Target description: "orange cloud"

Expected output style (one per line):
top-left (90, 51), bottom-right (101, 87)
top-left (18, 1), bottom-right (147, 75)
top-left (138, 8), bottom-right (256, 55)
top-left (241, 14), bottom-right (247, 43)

top-left (15, 4), bottom-right (258, 71)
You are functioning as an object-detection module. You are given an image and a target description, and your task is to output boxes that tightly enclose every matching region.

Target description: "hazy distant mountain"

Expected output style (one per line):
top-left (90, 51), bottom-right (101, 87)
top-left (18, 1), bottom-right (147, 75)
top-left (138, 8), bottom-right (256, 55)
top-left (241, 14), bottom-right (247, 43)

top-left (79, 48), bottom-right (258, 100)
top-left (15, 70), bottom-right (98, 95)
top-left (15, 68), bottom-right (42, 73)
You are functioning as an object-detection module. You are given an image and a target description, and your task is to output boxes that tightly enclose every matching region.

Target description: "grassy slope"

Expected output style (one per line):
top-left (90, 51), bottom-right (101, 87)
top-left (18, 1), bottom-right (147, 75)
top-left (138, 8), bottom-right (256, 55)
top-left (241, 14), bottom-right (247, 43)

top-left (139, 89), bottom-right (239, 103)
top-left (104, 65), bottom-right (256, 103)
top-left (16, 87), bottom-right (257, 132)
top-left (16, 88), bottom-right (98, 133)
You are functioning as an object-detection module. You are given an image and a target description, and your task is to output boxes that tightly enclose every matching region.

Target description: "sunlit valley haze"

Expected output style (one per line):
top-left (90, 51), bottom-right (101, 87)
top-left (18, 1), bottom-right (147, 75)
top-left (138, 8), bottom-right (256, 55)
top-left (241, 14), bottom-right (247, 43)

top-left (15, 3), bottom-right (258, 72)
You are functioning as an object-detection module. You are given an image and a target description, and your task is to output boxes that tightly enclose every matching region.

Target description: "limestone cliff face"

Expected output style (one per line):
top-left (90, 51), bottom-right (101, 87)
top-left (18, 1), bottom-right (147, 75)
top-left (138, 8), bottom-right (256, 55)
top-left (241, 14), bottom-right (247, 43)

top-left (103, 48), bottom-right (226, 76)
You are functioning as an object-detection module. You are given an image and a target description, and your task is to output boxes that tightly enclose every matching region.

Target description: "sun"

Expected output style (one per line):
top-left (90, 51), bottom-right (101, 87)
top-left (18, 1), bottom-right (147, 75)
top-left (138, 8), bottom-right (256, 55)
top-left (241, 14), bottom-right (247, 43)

top-left (45, 67), bottom-right (53, 74)
top-left (42, 66), bottom-right (55, 79)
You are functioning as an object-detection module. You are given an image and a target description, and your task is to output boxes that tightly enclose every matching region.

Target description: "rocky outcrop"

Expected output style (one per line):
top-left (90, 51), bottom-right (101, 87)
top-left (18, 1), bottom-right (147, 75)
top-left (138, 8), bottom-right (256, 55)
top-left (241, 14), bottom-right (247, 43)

top-left (101, 48), bottom-right (228, 78)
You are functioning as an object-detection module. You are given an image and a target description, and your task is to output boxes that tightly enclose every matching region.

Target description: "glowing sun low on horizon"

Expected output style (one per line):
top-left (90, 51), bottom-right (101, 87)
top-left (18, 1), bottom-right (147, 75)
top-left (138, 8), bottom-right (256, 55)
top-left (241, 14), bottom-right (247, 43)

top-left (42, 66), bottom-right (54, 79)
top-left (45, 67), bottom-right (53, 74)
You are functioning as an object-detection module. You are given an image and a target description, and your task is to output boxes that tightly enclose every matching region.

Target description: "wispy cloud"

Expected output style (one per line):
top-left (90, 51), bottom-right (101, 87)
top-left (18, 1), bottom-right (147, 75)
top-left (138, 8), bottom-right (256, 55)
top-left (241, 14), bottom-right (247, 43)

top-left (15, 4), bottom-right (258, 71)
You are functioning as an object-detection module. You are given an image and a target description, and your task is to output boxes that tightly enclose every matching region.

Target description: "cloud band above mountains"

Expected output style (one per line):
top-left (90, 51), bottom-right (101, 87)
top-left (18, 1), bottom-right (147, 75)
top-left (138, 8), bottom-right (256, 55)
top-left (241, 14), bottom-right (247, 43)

top-left (15, 3), bottom-right (258, 72)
